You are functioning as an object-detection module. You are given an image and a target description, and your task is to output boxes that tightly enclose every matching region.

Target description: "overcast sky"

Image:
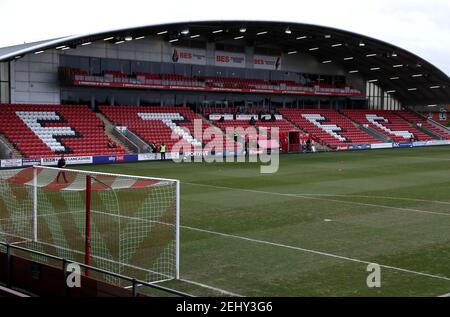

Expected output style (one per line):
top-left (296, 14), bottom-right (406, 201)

top-left (0, 0), bottom-right (449, 75)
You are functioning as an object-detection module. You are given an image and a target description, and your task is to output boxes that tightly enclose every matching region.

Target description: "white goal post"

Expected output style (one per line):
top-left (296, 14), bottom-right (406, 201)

top-left (0, 165), bottom-right (180, 283)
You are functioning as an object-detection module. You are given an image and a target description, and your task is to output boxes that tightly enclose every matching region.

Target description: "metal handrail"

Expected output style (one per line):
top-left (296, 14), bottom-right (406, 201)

top-left (0, 241), bottom-right (193, 297)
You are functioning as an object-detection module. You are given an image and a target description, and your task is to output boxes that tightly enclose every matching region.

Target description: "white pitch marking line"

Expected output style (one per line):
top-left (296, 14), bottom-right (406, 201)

top-left (122, 276), bottom-right (241, 297)
top-left (180, 278), bottom-right (243, 297)
top-left (438, 292), bottom-right (450, 297)
top-left (183, 182), bottom-right (450, 217)
top-left (182, 225), bottom-right (450, 283)
top-left (123, 278), bottom-right (172, 289)
top-left (296, 193), bottom-right (450, 206)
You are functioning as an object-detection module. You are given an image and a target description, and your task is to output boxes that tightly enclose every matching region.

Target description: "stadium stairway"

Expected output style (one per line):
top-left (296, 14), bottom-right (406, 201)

top-left (0, 104), bottom-right (129, 158)
top-left (395, 110), bottom-right (450, 140)
top-left (338, 110), bottom-right (392, 143)
top-left (95, 112), bottom-right (136, 153)
top-left (99, 106), bottom-right (240, 153)
top-left (0, 134), bottom-right (22, 158)
top-left (279, 109), bottom-right (381, 149)
top-left (341, 109), bottom-right (435, 142)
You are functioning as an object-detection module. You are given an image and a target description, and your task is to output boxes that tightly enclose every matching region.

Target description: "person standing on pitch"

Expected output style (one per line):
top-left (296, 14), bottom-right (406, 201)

top-left (56, 155), bottom-right (68, 183)
top-left (244, 139), bottom-right (250, 159)
top-left (160, 143), bottom-right (167, 160)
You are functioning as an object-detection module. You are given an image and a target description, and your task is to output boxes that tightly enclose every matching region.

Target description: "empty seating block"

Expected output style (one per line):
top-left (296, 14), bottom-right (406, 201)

top-left (64, 67), bottom-right (362, 97)
top-left (395, 111), bottom-right (450, 140)
top-left (99, 106), bottom-right (240, 152)
top-left (342, 110), bottom-right (434, 142)
top-left (213, 115), bottom-right (300, 142)
top-left (279, 109), bottom-right (380, 149)
top-left (0, 104), bottom-right (128, 158)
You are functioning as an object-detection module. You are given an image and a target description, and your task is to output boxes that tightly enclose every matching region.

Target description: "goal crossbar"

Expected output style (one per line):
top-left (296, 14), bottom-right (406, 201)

top-left (36, 165), bottom-right (179, 182)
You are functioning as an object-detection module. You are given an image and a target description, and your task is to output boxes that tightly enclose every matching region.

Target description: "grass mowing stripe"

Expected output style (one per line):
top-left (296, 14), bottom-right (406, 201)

top-left (183, 182), bottom-right (450, 217)
top-left (182, 225), bottom-right (450, 283)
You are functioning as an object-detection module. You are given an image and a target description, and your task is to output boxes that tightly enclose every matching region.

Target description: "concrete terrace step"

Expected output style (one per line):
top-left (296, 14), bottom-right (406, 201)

top-left (0, 134), bottom-right (22, 158)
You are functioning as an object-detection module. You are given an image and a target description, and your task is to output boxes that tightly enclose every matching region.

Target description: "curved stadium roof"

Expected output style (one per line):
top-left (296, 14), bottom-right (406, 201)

top-left (0, 20), bottom-right (448, 106)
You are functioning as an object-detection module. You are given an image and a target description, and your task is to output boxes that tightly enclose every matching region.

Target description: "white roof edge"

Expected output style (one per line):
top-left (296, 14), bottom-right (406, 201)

top-left (0, 35), bottom-right (82, 61)
top-left (0, 20), bottom-right (183, 61)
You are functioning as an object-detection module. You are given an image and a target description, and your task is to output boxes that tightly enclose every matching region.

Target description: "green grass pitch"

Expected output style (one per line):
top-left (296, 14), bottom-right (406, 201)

top-left (67, 147), bottom-right (450, 296)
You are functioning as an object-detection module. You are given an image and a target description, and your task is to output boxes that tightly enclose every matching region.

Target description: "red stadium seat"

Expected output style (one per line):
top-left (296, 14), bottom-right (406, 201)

top-left (0, 104), bottom-right (128, 158)
top-left (279, 109), bottom-right (381, 149)
top-left (99, 105), bottom-right (241, 153)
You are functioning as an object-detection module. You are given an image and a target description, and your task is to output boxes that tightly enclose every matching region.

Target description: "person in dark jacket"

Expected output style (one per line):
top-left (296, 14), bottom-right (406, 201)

top-left (56, 155), bottom-right (68, 183)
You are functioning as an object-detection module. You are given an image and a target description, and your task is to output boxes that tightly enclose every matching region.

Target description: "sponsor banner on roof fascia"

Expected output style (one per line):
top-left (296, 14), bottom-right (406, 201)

top-left (370, 143), bottom-right (393, 149)
top-left (215, 51), bottom-right (246, 68)
top-left (41, 156), bottom-right (93, 166)
top-left (171, 47), bottom-right (206, 65)
top-left (253, 55), bottom-right (281, 70)
top-left (1, 159), bottom-right (23, 168)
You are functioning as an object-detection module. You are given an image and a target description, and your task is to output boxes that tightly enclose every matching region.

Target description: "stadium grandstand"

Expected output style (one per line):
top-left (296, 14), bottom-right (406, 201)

top-left (0, 21), bottom-right (450, 297)
top-left (0, 21), bottom-right (449, 161)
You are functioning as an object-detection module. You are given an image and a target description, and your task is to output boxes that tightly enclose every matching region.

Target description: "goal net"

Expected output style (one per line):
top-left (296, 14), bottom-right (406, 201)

top-left (0, 166), bottom-right (179, 284)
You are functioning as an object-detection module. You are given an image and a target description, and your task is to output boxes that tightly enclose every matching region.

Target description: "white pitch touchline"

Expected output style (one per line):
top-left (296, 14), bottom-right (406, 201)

top-left (438, 293), bottom-right (450, 297)
top-left (183, 225), bottom-right (450, 283)
top-left (183, 182), bottom-right (450, 217)
top-left (180, 278), bottom-right (243, 297)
